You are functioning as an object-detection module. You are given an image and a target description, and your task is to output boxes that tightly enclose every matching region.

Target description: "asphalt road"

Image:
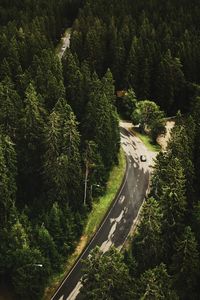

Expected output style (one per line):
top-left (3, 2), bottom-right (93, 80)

top-left (51, 122), bottom-right (154, 300)
top-left (58, 28), bottom-right (71, 59)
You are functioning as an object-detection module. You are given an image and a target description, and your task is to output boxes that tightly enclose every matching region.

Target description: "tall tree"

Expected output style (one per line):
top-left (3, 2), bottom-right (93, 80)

top-left (135, 264), bottom-right (178, 300)
top-left (83, 73), bottom-right (120, 170)
top-left (170, 226), bottom-right (200, 299)
top-left (0, 77), bottom-right (22, 139)
top-left (132, 197), bottom-right (163, 274)
top-left (18, 83), bottom-right (45, 207)
top-left (44, 98), bottom-right (82, 209)
top-left (0, 133), bottom-right (17, 226)
top-left (81, 246), bottom-right (133, 300)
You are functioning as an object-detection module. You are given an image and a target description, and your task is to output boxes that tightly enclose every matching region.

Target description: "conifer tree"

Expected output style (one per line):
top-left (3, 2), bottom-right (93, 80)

top-left (44, 98), bottom-right (82, 209)
top-left (81, 247), bottom-right (133, 300)
top-left (132, 198), bottom-right (163, 274)
top-left (0, 77), bottom-right (22, 139)
top-left (62, 49), bottom-right (84, 120)
top-left (136, 264), bottom-right (178, 300)
top-left (0, 133), bottom-right (17, 225)
top-left (18, 83), bottom-right (45, 206)
top-left (170, 226), bottom-right (200, 299)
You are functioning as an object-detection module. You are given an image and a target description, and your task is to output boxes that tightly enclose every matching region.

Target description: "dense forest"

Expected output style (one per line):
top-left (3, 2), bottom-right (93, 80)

top-left (70, 1), bottom-right (200, 299)
top-left (0, 0), bottom-right (120, 299)
top-left (1, 0), bottom-right (200, 299)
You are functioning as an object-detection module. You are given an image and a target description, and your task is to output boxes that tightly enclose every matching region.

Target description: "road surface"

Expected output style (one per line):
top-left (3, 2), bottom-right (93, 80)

top-left (58, 28), bottom-right (71, 59)
top-left (51, 121), bottom-right (156, 300)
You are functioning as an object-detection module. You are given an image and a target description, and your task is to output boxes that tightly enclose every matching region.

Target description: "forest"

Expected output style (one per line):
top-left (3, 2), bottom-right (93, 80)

top-left (0, 0), bottom-right (200, 299)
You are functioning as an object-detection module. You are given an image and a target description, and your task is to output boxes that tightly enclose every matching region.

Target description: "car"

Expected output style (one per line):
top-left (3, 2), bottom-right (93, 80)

top-left (140, 155), bottom-right (147, 162)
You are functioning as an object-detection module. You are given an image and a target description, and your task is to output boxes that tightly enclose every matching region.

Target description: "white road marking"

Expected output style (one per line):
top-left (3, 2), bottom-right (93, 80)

top-left (100, 239), bottom-right (113, 253)
top-left (110, 209), bottom-right (124, 224)
top-left (119, 195), bottom-right (125, 204)
top-left (53, 122), bottom-right (157, 300)
top-left (67, 281), bottom-right (83, 300)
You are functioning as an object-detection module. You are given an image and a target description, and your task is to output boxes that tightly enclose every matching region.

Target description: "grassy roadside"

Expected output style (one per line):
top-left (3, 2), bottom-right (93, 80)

top-left (131, 128), bottom-right (160, 152)
top-left (43, 148), bottom-right (126, 300)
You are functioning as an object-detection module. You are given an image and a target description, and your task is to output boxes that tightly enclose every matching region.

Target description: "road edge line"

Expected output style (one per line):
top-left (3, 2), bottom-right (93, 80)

top-left (51, 149), bottom-right (129, 300)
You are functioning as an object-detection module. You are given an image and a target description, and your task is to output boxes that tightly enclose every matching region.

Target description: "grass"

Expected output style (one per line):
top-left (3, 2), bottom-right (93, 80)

top-left (84, 149), bottom-right (126, 236)
top-left (131, 128), bottom-right (160, 152)
top-left (43, 148), bottom-right (126, 300)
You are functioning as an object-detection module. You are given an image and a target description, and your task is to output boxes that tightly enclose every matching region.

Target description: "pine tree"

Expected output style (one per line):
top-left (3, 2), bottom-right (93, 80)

top-left (32, 49), bottom-right (65, 111)
top-left (36, 224), bottom-right (61, 271)
top-left (81, 246), bottom-right (133, 300)
top-left (44, 98), bottom-right (82, 209)
top-left (0, 77), bottom-right (22, 139)
top-left (0, 133), bottom-right (17, 225)
top-left (155, 50), bottom-right (186, 114)
top-left (62, 49), bottom-right (84, 120)
top-left (125, 37), bottom-right (139, 93)
top-left (170, 226), bottom-right (200, 299)
top-left (18, 83), bottom-right (45, 207)
top-left (83, 73), bottom-right (119, 170)
top-left (136, 264), bottom-right (178, 300)
top-left (167, 116), bottom-right (195, 199)
top-left (132, 198), bottom-right (163, 274)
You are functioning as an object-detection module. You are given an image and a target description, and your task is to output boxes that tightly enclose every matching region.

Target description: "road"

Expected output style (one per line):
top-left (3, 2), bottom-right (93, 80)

top-left (58, 28), bottom-right (71, 59)
top-left (51, 121), bottom-right (156, 300)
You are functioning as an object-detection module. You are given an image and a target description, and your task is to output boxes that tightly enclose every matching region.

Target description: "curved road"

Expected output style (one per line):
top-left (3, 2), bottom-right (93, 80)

top-left (51, 122), bottom-right (155, 300)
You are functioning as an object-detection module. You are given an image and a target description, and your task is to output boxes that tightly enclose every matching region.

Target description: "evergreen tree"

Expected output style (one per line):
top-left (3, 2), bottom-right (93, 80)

top-left (62, 49), bottom-right (84, 120)
top-left (135, 264), bottom-right (178, 300)
top-left (132, 198), bottom-right (163, 274)
top-left (18, 83), bottom-right (45, 207)
top-left (36, 224), bottom-right (61, 271)
top-left (83, 73), bottom-right (119, 170)
top-left (0, 77), bottom-right (22, 139)
top-left (0, 133), bottom-right (17, 225)
top-left (81, 246), bottom-right (133, 300)
top-left (170, 226), bottom-right (200, 299)
top-left (155, 50), bottom-right (186, 114)
top-left (44, 98), bottom-right (82, 209)
top-left (116, 88), bottom-right (137, 119)
top-left (167, 115), bottom-right (195, 199)
top-left (32, 49), bottom-right (65, 111)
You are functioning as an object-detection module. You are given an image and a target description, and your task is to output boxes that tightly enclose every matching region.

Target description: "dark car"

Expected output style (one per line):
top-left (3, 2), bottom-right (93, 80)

top-left (140, 155), bottom-right (147, 162)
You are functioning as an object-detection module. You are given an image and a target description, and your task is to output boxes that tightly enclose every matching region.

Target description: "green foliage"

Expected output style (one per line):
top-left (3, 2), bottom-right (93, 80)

top-left (18, 83), bottom-right (45, 207)
top-left (170, 226), bottom-right (200, 299)
top-left (155, 50), bottom-right (186, 113)
top-left (131, 99), bottom-right (165, 143)
top-left (132, 198), bottom-right (163, 274)
top-left (36, 224), bottom-right (61, 272)
top-left (192, 200), bottom-right (200, 246)
top-left (83, 72), bottom-right (120, 170)
top-left (0, 77), bottom-right (22, 139)
top-left (117, 88), bottom-right (137, 119)
top-left (81, 246), bottom-right (133, 300)
top-left (136, 264), bottom-right (178, 300)
top-left (167, 113), bottom-right (195, 199)
top-left (132, 100), bottom-right (164, 131)
top-left (0, 133), bottom-right (17, 226)
top-left (31, 49), bottom-right (65, 111)
top-left (44, 98), bottom-right (82, 209)
top-left (1, 0), bottom-right (200, 298)
top-left (11, 247), bottom-right (48, 300)
top-left (150, 118), bottom-right (166, 143)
